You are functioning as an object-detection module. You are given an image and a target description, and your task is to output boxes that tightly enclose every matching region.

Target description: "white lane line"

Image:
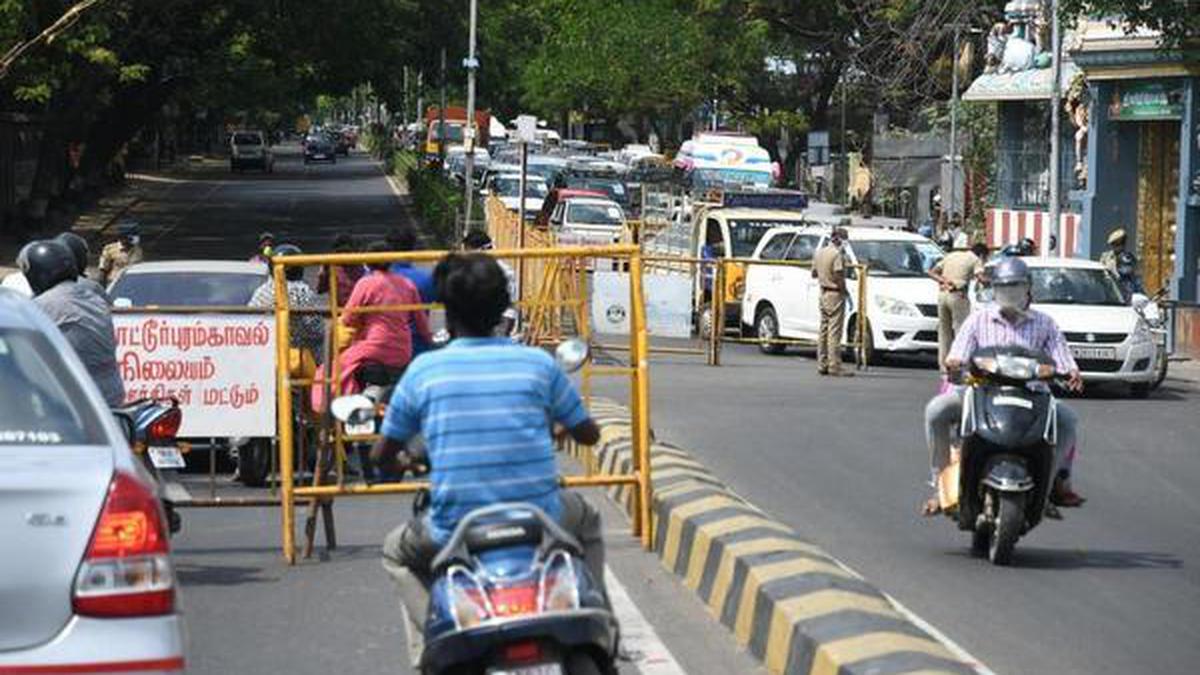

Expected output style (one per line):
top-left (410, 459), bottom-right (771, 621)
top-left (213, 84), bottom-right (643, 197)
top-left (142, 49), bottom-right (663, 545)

top-left (380, 163), bottom-right (406, 203)
top-left (604, 567), bottom-right (688, 675)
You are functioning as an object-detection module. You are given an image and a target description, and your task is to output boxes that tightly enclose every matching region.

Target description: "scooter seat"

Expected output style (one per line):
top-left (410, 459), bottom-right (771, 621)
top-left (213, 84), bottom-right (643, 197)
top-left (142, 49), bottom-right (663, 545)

top-left (464, 515), bottom-right (543, 554)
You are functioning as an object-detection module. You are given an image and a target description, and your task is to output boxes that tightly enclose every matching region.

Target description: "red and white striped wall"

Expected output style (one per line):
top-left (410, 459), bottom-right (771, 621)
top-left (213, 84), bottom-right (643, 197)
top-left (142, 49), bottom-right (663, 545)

top-left (984, 209), bottom-right (1082, 258)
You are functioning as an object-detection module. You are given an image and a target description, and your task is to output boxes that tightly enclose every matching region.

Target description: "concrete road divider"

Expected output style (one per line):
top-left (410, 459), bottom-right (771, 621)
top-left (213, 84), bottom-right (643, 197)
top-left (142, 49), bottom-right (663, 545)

top-left (575, 399), bottom-right (981, 675)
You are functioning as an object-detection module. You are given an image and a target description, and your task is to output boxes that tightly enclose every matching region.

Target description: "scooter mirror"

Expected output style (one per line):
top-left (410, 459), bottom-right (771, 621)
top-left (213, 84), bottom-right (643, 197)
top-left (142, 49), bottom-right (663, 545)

top-left (555, 338), bottom-right (590, 373)
top-left (432, 329), bottom-right (452, 347)
top-left (330, 394), bottom-right (375, 424)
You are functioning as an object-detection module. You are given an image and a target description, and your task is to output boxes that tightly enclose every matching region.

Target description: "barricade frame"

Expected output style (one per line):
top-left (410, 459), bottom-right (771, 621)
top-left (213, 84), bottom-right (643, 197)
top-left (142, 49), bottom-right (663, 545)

top-left (272, 245), bottom-right (654, 563)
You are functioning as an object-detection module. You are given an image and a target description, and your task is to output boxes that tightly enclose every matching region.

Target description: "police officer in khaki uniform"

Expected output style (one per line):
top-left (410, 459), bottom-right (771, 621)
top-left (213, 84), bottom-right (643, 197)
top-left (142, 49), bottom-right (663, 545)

top-left (1098, 228), bottom-right (1128, 275)
top-left (812, 227), bottom-right (852, 376)
top-left (97, 221), bottom-right (144, 285)
top-left (928, 235), bottom-right (986, 370)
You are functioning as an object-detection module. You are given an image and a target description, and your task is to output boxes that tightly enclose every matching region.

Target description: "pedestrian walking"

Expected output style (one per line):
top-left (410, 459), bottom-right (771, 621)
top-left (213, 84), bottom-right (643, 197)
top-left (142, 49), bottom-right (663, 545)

top-left (97, 221), bottom-right (144, 286)
top-left (928, 237), bottom-right (987, 370)
top-left (812, 227), bottom-right (852, 377)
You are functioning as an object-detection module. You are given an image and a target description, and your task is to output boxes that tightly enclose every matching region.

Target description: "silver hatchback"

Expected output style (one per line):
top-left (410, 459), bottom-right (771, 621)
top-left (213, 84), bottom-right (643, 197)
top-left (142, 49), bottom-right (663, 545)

top-left (0, 290), bottom-right (184, 672)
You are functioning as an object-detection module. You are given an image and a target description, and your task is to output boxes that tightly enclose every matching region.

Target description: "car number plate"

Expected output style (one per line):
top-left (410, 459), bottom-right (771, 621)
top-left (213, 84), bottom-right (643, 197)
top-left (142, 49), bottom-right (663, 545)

top-left (313, 153), bottom-right (326, 159)
top-left (487, 664), bottom-right (562, 675)
top-left (148, 446), bottom-right (186, 469)
top-left (1070, 346), bottom-right (1116, 360)
top-left (345, 420), bottom-right (375, 436)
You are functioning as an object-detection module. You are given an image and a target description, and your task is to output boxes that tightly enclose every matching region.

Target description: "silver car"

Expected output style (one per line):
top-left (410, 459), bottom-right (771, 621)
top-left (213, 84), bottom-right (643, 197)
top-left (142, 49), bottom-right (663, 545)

top-left (0, 290), bottom-right (185, 672)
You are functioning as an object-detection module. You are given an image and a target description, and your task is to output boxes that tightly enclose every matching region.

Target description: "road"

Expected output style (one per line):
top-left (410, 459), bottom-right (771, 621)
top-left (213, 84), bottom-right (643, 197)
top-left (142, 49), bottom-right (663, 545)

top-left (596, 343), bottom-right (1200, 675)
top-left (120, 145), bottom-right (764, 675)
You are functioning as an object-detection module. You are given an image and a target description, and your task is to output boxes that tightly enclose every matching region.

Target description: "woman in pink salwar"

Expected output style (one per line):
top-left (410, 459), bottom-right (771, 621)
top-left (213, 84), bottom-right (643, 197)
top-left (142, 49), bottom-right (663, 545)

top-left (337, 249), bottom-right (433, 395)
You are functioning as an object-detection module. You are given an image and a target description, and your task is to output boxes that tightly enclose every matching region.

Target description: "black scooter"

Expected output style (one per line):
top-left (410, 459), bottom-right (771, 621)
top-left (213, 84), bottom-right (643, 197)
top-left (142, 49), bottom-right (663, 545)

top-left (947, 346), bottom-right (1061, 565)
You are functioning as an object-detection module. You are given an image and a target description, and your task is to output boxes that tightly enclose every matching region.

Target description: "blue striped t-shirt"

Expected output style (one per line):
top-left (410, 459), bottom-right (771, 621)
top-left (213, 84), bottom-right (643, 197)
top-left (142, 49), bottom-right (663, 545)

top-left (380, 337), bottom-right (589, 544)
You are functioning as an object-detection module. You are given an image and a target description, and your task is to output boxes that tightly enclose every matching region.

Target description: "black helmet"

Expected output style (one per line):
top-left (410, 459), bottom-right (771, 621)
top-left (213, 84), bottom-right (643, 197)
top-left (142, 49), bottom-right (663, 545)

top-left (55, 232), bottom-right (89, 277)
top-left (1017, 237), bottom-right (1037, 256)
top-left (19, 240), bottom-right (78, 296)
top-left (272, 243), bottom-right (304, 281)
top-left (1116, 250), bottom-right (1137, 277)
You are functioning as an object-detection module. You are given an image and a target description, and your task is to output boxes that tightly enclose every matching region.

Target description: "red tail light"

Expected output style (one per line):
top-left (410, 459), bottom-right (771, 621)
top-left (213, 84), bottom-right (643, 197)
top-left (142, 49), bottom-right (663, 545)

top-left (146, 407), bottom-right (182, 443)
top-left (489, 583), bottom-right (539, 617)
top-left (501, 640), bottom-right (544, 664)
top-left (73, 471), bottom-right (175, 617)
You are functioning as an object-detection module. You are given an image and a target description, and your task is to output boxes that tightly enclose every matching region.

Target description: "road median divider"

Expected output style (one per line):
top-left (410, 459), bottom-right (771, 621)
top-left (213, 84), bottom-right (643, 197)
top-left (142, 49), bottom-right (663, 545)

top-left (574, 398), bottom-right (980, 675)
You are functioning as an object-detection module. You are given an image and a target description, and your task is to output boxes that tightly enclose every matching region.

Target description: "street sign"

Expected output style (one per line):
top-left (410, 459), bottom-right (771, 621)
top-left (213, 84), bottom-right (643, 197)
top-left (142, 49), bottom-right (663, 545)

top-left (462, 57), bottom-right (479, 69)
top-left (516, 115), bottom-right (537, 144)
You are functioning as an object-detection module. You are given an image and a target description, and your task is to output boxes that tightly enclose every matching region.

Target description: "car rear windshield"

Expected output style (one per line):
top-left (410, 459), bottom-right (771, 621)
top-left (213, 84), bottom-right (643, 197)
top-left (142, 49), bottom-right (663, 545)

top-left (233, 133), bottom-right (263, 145)
top-left (0, 329), bottom-right (105, 446)
top-left (568, 203), bottom-right (623, 226)
top-left (110, 272), bottom-right (266, 306)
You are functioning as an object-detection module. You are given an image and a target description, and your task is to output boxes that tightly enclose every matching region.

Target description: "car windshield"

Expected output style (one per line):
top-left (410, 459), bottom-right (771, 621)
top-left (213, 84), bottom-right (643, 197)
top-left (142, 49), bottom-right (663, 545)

top-left (568, 203), bottom-right (623, 226)
top-left (1031, 267), bottom-right (1126, 306)
top-left (0, 329), bottom-right (105, 446)
top-left (727, 219), bottom-right (802, 258)
top-left (495, 177), bottom-right (548, 198)
top-left (850, 240), bottom-right (944, 277)
top-left (233, 133), bottom-right (262, 145)
top-left (527, 163), bottom-right (565, 185)
top-left (431, 122), bottom-right (465, 143)
top-left (110, 271), bottom-right (266, 306)
top-left (692, 168), bottom-right (770, 190)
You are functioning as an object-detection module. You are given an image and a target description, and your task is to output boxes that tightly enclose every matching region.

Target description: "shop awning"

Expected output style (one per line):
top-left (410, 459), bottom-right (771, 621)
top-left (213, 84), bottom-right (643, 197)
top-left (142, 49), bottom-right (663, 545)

top-left (962, 62), bottom-right (1080, 102)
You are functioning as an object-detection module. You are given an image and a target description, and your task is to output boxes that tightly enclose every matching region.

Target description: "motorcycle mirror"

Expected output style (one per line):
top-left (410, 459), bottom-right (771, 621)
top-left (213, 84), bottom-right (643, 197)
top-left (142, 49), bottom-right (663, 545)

top-left (555, 338), bottom-right (590, 373)
top-left (330, 394), bottom-right (375, 424)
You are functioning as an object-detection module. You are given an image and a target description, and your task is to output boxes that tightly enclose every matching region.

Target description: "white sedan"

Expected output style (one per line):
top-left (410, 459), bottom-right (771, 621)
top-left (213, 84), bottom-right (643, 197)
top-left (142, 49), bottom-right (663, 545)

top-left (490, 173), bottom-right (548, 216)
top-left (740, 225), bottom-right (943, 362)
top-left (972, 257), bottom-right (1159, 396)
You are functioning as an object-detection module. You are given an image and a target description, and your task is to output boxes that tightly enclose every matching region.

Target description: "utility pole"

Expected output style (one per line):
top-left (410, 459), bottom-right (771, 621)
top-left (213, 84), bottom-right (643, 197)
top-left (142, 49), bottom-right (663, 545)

top-left (463, 0), bottom-right (480, 238)
top-left (948, 23), bottom-right (961, 226)
top-left (438, 47), bottom-right (447, 163)
top-left (1049, 0), bottom-right (1063, 241)
top-left (840, 79), bottom-right (848, 207)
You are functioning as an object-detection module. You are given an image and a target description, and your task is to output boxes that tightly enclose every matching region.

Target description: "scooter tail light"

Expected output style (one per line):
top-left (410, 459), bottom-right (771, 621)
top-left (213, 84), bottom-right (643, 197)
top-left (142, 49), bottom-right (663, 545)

top-left (538, 550), bottom-right (581, 612)
top-left (447, 566), bottom-right (492, 630)
top-left (73, 471), bottom-right (175, 617)
top-left (146, 407), bottom-right (182, 443)
top-left (501, 640), bottom-right (544, 664)
top-left (488, 582), bottom-right (539, 617)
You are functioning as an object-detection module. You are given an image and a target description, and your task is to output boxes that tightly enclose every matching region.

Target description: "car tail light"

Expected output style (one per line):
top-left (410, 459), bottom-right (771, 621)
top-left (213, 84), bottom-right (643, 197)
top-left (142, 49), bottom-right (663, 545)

top-left (73, 471), bottom-right (174, 617)
top-left (146, 407), bottom-right (182, 443)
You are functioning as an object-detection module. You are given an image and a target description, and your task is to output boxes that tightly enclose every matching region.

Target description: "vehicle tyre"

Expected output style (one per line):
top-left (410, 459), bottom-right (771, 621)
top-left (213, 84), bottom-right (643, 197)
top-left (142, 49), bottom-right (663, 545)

top-left (238, 438), bottom-right (272, 487)
top-left (564, 652), bottom-right (606, 675)
top-left (846, 316), bottom-right (876, 365)
top-left (989, 491), bottom-right (1024, 566)
top-left (755, 305), bottom-right (786, 355)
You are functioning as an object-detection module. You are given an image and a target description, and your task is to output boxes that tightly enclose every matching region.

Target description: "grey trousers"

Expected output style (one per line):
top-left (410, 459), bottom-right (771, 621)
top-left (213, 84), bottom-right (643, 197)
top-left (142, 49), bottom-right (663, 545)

top-left (381, 491), bottom-right (605, 665)
top-left (924, 390), bottom-right (1078, 484)
top-left (818, 290), bottom-right (846, 373)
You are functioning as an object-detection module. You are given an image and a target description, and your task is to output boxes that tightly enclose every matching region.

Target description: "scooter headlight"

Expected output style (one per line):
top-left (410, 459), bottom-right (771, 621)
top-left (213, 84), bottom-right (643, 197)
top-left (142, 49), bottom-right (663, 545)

top-left (971, 355), bottom-right (998, 374)
top-left (995, 354), bottom-right (1039, 379)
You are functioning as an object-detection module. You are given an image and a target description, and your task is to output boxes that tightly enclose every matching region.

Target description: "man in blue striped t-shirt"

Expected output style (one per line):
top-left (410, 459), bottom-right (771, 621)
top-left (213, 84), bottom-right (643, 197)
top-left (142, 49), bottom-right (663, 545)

top-left (374, 252), bottom-right (602, 663)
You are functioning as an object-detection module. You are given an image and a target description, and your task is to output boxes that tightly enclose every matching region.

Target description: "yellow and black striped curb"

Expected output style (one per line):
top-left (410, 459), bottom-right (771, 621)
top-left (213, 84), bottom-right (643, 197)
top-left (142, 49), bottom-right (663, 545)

top-left (580, 399), bottom-right (980, 675)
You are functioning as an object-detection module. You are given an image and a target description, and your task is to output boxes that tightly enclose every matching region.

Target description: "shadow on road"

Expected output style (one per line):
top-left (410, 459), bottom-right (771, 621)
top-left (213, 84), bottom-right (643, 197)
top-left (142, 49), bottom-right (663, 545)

top-left (947, 547), bottom-right (1183, 570)
top-left (175, 562), bottom-right (278, 586)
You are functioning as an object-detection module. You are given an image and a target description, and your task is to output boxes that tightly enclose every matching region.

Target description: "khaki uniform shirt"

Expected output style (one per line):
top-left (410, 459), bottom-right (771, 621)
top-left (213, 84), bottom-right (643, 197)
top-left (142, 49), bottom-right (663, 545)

top-left (813, 244), bottom-right (846, 294)
top-left (98, 242), bottom-right (143, 284)
top-left (1099, 250), bottom-right (1118, 274)
top-left (932, 251), bottom-right (982, 292)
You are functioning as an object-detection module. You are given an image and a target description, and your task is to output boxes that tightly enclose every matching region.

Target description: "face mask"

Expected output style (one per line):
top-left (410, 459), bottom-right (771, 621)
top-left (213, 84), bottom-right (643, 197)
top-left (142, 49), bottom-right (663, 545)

top-left (994, 284), bottom-right (1028, 312)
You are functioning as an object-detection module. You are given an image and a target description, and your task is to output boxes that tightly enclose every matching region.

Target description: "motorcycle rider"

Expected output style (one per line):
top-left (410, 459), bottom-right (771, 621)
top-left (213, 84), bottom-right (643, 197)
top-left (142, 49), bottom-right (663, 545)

top-left (922, 257), bottom-right (1086, 516)
top-left (373, 253), bottom-right (603, 666)
top-left (21, 239), bottom-right (125, 407)
top-left (248, 243), bottom-right (325, 362)
top-left (55, 231), bottom-right (109, 301)
top-left (462, 229), bottom-right (519, 336)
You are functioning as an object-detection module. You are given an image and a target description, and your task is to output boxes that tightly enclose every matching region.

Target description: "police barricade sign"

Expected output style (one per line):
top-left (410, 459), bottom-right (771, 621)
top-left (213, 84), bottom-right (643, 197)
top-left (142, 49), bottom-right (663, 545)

top-left (592, 271), bottom-right (691, 338)
top-left (114, 314), bottom-right (277, 437)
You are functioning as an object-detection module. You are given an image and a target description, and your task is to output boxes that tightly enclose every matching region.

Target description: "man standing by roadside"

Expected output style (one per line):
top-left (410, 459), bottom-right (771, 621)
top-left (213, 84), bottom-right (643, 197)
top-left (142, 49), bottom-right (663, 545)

top-left (928, 236), bottom-right (987, 371)
top-left (97, 221), bottom-right (144, 286)
top-left (812, 227), bottom-right (852, 377)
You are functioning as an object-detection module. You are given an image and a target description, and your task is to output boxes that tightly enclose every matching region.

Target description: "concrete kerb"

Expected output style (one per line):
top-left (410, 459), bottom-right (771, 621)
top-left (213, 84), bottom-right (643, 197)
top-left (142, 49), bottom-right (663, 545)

top-left (583, 398), bottom-right (978, 675)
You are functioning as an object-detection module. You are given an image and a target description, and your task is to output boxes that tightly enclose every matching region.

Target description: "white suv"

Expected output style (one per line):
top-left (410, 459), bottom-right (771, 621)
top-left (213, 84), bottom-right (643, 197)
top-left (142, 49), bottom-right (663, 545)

top-left (740, 225), bottom-right (944, 362)
top-left (230, 130), bottom-right (274, 173)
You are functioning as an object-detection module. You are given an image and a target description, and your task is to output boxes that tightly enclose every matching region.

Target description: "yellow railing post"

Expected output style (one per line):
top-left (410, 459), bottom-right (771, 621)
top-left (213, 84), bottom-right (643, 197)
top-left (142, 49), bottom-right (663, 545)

top-left (628, 251), bottom-right (653, 549)
top-left (711, 260), bottom-right (726, 367)
top-left (856, 264), bottom-right (869, 370)
top-left (274, 262), bottom-right (296, 564)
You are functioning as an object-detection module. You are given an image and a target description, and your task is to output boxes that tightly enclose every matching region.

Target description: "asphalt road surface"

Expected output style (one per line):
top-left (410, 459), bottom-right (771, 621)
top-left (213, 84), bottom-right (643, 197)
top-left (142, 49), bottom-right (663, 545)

top-left (122, 145), bottom-right (764, 675)
top-left (596, 343), bottom-right (1200, 675)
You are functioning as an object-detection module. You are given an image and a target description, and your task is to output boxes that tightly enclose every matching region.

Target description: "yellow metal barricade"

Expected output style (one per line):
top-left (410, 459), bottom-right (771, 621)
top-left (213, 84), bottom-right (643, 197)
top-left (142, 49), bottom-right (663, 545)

top-left (273, 245), bottom-right (654, 563)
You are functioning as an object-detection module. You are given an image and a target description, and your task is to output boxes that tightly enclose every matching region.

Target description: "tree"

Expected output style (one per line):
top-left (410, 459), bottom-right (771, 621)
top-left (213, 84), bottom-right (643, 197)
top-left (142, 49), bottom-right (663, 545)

top-left (1059, 0), bottom-right (1199, 46)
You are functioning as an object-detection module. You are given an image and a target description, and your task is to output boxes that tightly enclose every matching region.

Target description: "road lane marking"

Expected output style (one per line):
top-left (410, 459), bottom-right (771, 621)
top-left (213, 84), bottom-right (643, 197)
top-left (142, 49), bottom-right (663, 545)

top-left (605, 567), bottom-right (687, 675)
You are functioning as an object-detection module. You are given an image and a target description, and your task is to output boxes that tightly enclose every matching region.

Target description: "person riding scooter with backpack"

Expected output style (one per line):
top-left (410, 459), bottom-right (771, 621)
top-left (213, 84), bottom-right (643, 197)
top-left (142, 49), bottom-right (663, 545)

top-left (922, 257), bottom-right (1086, 516)
top-left (372, 253), bottom-right (603, 666)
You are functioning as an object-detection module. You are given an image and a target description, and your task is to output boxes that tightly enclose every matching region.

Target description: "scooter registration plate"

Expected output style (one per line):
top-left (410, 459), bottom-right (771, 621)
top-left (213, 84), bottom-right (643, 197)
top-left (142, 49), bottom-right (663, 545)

top-left (344, 420), bottom-right (375, 436)
top-left (148, 446), bottom-right (186, 469)
top-left (487, 665), bottom-right (562, 675)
